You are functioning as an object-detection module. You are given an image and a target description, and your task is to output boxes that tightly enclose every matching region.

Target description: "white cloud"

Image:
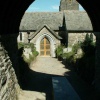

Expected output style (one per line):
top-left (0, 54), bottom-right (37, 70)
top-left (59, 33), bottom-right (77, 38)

top-left (52, 5), bottom-right (59, 10)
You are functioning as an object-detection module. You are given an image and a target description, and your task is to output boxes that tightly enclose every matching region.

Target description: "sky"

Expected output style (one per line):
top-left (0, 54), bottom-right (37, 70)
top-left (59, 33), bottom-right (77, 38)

top-left (26, 0), bottom-right (84, 12)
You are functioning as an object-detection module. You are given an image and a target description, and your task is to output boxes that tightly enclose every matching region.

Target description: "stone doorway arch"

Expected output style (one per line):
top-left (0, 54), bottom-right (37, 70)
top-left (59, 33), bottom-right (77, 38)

top-left (35, 33), bottom-right (56, 57)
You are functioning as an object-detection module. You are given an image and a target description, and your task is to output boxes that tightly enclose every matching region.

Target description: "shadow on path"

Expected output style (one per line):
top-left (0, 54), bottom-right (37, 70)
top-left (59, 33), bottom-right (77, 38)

top-left (19, 65), bottom-right (65, 100)
top-left (18, 48), bottom-right (62, 100)
top-left (18, 48), bottom-right (95, 100)
top-left (62, 60), bottom-right (95, 100)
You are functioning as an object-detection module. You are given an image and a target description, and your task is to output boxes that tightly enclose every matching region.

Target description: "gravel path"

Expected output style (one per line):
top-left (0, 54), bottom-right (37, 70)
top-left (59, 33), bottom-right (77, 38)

top-left (18, 57), bottom-right (94, 100)
top-left (18, 57), bottom-right (69, 100)
top-left (30, 57), bottom-right (69, 75)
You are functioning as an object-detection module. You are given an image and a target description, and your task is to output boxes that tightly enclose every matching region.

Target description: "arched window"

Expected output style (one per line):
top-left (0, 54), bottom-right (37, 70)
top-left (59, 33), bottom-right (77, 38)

top-left (20, 32), bottom-right (22, 41)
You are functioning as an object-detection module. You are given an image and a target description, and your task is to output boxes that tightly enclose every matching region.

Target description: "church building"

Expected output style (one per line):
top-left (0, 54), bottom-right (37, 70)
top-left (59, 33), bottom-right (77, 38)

top-left (18, 0), bottom-right (93, 57)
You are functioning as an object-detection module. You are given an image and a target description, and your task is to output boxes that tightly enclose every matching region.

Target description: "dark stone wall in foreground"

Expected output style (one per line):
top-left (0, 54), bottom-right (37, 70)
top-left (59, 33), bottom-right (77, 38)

top-left (0, 42), bottom-right (20, 100)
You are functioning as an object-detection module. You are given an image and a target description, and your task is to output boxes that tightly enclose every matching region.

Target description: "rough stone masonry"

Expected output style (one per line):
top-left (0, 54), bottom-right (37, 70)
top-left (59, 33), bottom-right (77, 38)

top-left (0, 42), bottom-right (20, 100)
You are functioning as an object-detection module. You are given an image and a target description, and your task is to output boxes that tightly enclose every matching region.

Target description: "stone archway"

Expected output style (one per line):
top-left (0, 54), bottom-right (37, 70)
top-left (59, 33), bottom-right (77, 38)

top-left (35, 33), bottom-right (56, 57)
top-left (1, 0), bottom-right (100, 98)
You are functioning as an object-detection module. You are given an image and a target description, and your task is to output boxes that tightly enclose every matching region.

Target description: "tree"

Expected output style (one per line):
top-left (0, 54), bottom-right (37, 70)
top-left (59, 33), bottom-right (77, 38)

top-left (90, 33), bottom-right (93, 43)
top-left (85, 33), bottom-right (90, 43)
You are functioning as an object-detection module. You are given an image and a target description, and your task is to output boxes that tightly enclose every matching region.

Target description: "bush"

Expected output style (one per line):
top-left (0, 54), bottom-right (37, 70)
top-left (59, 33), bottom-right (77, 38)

top-left (18, 42), bottom-right (39, 64)
top-left (80, 33), bottom-right (96, 56)
top-left (55, 43), bottom-right (81, 64)
top-left (23, 52), bottom-right (38, 65)
top-left (23, 55), bottom-right (31, 64)
top-left (55, 45), bottom-right (64, 58)
top-left (72, 43), bottom-right (80, 54)
top-left (18, 42), bottom-right (35, 50)
top-left (28, 43), bottom-right (35, 51)
top-left (55, 33), bottom-right (96, 85)
top-left (74, 33), bottom-right (96, 84)
top-left (62, 52), bottom-right (74, 64)
top-left (62, 43), bottom-right (81, 64)
top-left (18, 42), bottom-right (25, 49)
top-left (32, 50), bottom-right (39, 58)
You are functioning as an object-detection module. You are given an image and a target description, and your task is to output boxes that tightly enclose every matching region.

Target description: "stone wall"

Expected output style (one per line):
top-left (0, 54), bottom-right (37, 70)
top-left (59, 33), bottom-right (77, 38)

top-left (68, 33), bottom-right (96, 46)
top-left (0, 42), bottom-right (20, 100)
top-left (30, 27), bottom-right (60, 57)
top-left (59, 0), bottom-right (79, 11)
top-left (17, 32), bottom-right (28, 43)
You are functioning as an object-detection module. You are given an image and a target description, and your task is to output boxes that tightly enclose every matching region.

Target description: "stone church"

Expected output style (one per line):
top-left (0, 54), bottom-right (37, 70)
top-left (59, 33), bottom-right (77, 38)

top-left (18, 0), bottom-right (93, 57)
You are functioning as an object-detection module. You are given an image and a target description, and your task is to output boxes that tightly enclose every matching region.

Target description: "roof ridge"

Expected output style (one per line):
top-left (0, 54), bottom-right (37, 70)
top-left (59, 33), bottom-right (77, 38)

top-left (28, 24), bottom-right (62, 40)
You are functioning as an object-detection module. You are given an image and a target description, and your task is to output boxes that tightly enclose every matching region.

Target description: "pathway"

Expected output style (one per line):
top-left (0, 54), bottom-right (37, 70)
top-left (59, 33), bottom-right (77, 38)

top-left (18, 57), bottom-right (94, 100)
top-left (30, 57), bottom-right (69, 75)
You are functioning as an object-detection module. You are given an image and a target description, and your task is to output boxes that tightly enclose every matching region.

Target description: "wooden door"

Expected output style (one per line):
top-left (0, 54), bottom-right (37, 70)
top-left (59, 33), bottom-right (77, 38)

top-left (40, 37), bottom-right (50, 56)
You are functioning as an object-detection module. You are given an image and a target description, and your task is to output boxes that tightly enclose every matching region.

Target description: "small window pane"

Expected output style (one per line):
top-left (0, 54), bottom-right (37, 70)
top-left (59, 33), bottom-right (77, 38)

top-left (46, 45), bottom-right (50, 49)
top-left (46, 51), bottom-right (50, 55)
top-left (41, 51), bottom-right (44, 55)
top-left (46, 39), bottom-right (50, 44)
top-left (40, 45), bottom-right (44, 49)
top-left (41, 39), bottom-right (44, 44)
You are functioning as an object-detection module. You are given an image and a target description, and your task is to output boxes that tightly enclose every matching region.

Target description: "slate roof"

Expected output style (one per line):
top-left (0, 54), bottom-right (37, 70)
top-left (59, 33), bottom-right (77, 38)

top-left (64, 10), bottom-right (93, 31)
top-left (20, 11), bottom-right (93, 31)
top-left (20, 12), bottom-right (63, 30)
top-left (28, 24), bottom-right (62, 40)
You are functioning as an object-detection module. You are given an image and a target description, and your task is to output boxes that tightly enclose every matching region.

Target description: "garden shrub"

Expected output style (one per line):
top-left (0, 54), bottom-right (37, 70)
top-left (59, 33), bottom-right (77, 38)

top-left (80, 33), bottom-right (96, 56)
top-left (23, 55), bottom-right (30, 64)
top-left (75, 33), bottom-right (96, 84)
top-left (18, 42), bottom-right (25, 49)
top-left (55, 43), bottom-right (81, 64)
top-left (55, 45), bottom-right (64, 58)
top-left (62, 52), bottom-right (75, 64)
top-left (55, 33), bottom-right (96, 85)
top-left (72, 43), bottom-right (80, 54)
top-left (18, 42), bottom-right (39, 64)
top-left (32, 50), bottom-right (39, 57)
top-left (63, 43), bottom-right (81, 64)
top-left (57, 33), bottom-right (96, 85)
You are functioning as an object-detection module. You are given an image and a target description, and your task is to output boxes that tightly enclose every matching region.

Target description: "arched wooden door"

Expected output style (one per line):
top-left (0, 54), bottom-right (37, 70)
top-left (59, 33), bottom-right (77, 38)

top-left (40, 37), bottom-right (50, 56)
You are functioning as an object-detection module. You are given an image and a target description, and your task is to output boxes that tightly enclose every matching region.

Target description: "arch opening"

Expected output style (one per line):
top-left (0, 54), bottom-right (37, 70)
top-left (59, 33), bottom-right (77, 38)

top-left (1, 0), bottom-right (100, 98)
top-left (35, 33), bottom-right (56, 57)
